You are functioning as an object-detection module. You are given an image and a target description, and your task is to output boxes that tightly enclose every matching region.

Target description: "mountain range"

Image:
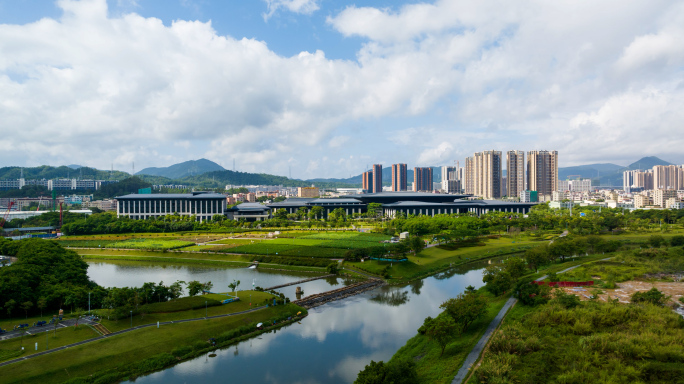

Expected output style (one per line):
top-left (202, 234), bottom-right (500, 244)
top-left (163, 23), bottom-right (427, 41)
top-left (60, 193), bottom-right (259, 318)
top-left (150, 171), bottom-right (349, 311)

top-left (1, 156), bottom-right (677, 192)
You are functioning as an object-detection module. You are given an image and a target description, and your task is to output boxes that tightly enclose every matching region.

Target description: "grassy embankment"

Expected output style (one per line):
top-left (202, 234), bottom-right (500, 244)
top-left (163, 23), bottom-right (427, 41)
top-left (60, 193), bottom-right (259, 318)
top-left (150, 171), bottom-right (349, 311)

top-left (1, 293), bottom-right (305, 384)
top-left (347, 236), bottom-right (542, 283)
top-left (388, 289), bottom-right (510, 384)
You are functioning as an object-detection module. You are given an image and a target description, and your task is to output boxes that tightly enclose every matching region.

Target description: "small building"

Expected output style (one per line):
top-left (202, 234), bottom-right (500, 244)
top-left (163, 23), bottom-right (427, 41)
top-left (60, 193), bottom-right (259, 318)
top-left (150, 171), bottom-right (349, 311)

top-left (298, 187), bottom-right (320, 198)
top-left (225, 203), bottom-right (271, 221)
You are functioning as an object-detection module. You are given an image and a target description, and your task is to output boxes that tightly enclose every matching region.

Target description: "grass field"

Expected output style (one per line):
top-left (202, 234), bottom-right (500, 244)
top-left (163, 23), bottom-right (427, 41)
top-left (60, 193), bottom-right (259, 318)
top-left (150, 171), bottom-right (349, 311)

top-left (59, 238), bottom-right (195, 250)
top-left (389, 290), bottom-right (510, 384)
top-left (100, 290), bottom-right (277, 332)
top-left (348, 237), bottom-right (539, 283)
top-left (1, 304), bottom-right (303, 384)
top-left (0, 325), bottom-right (100, 362)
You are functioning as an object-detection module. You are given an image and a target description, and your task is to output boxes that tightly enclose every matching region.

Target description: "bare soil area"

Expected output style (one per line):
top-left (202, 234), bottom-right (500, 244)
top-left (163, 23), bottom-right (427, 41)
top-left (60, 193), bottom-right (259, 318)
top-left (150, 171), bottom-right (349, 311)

top-left (557, 281), bottom-right (684, 305)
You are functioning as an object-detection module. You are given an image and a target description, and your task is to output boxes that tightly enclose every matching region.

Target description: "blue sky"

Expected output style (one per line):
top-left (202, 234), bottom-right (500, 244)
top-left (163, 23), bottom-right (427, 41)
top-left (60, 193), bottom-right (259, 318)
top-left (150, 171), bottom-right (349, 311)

top-left (1, 0), bottom-right (682, 178)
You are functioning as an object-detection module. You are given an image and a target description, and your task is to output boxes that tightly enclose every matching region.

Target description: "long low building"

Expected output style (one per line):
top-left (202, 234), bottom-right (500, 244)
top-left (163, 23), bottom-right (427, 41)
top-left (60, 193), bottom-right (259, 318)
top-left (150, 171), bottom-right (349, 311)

top-left (265, 193), bottom-right (535, 220)
top-left (116, 192), bottom-right (227, 222)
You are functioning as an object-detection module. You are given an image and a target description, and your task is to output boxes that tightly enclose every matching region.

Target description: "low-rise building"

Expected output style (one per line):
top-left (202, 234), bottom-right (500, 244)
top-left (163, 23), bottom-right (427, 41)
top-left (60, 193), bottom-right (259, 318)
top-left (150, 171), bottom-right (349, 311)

top-left (116, 192), bottom-right (226, 222)
top-left (297, 187), bottom-right (320, 198)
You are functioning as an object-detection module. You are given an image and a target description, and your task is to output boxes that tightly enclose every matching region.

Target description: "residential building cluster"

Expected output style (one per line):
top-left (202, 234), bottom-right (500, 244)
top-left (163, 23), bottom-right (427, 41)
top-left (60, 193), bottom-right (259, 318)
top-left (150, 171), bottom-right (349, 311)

top-left (0, 178), bottom-right (118, 191)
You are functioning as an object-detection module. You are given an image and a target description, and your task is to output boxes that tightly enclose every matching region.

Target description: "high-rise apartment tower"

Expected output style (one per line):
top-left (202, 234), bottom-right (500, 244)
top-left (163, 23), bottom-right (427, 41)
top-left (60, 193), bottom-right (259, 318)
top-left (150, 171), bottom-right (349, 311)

top-left (372, 164), bottom-right (383, 193)
top-left (527, 150), bottom-right (558, 197)
top-left (506, 151), bottom-right (525, 198)
top-left (391, 164), bottom-right (407, 191)
top-left (414, 167), bottom-right (433, 192)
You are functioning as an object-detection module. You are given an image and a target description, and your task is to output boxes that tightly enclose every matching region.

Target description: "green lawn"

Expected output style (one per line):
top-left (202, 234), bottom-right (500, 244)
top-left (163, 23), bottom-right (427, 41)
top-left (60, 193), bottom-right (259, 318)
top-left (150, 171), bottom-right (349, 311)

top-left (1, 304), bottom-right (303, 384)
top-left (0, 325), bottom-right (99, 362)
top-left (100, 290), bottom-right (277, 332)
top-left (348, 237), bottom-right (539, 283)
top-left (389, 291), bottom-right (511, 384)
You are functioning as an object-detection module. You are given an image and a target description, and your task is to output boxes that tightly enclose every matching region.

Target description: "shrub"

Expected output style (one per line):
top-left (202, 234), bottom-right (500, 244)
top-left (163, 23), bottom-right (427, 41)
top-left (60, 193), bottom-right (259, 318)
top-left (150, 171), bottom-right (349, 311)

top-left (631, 287), bottom-right (668, 306)
top-left (553, 290), bottom-right (581, 309)
top-left (649, 235), bottom-right (666, 248)
top-left (670, 236), bottom-right (684, 247)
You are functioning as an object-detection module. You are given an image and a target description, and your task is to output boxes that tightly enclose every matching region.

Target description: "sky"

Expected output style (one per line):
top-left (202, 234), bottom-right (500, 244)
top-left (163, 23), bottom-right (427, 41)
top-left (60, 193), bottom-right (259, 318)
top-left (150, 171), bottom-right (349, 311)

top-left (1, 0), bottom-right (683, 179)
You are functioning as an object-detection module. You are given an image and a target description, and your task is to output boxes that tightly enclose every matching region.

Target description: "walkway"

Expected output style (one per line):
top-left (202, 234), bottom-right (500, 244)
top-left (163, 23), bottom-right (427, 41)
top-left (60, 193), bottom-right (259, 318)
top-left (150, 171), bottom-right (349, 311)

top-left (452, 256), bottom-right (612, 383)
top-left (263, 274), bottom-right (335, 290)
top-left (0, 306), bottom-right (268, 368)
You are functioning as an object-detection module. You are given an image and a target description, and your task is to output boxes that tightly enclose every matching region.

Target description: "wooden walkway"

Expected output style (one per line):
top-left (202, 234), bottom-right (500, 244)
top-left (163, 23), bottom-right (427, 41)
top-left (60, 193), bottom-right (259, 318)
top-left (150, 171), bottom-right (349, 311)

top-left (263, 274), bottom-right (335, 291)
top-left (292, 279), bottom-right (385, 309)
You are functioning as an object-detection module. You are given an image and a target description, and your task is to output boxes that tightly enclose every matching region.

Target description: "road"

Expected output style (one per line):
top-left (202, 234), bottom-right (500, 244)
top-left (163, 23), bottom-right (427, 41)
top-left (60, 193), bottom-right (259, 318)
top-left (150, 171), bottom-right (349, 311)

top-left (451, 256), bottom-right (611, 383)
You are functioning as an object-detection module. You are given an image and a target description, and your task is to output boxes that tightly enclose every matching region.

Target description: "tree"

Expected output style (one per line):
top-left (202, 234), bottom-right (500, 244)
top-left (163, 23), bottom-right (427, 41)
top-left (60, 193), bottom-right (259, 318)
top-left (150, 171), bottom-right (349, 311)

top-left (409, 236), bottom-right (425, 254)
top-left (20, 301), bottom-right (33, 319)
top-left (37, 297), bottom-right (47, 318)
top-left (187, 280), bottom-right (204, 297)
top-left (524, 246), bottom-right (549, 273)
top-left (169, 280), bottom-right (185, 299)
top-left (309, 206), bottom-right (323, 220)
top-left (203, 281), bottom-right (214, 292)
top-left (5, 299), bottom-right (17, 316)
top-left (440, 291), bottom-right (488, 335)
top-left (425, 315), bottom-right (458, 356)
top-left (503, 257), bottom-right (527, 279)
top-left (367, 203), bottom-right (383, 219)
top-left (228, 279), bottom-right (241, 293)
top-left (482, 265), bottom-right (514, 296)
top-left (326, 263), bottom-right (339, 275)
top-left (274, 209), bottom-right (288, 220)
top-left (354, 359), bottom-right (418, 384)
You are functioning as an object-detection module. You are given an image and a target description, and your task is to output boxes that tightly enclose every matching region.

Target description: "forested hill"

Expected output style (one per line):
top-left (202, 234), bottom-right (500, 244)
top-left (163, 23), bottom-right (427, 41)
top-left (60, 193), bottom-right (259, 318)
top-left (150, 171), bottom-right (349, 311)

top-left (136, 158), bottom-right (225, 179)
top-left (175, 170), bottom-right (356, 189)
top-left (0, 165), bottom-right (129, 181)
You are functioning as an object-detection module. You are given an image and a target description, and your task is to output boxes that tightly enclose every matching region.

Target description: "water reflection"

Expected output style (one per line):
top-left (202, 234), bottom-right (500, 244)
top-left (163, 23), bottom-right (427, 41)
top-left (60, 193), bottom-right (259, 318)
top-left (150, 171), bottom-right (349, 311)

top-left (126, 263), bottom-right (488, 384)
top-left (370, 288), bottom-right (410, 306)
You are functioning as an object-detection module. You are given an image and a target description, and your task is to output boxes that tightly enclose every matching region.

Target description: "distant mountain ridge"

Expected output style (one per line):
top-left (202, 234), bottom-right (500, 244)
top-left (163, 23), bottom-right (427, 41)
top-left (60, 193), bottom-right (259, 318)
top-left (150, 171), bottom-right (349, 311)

top-left (136, 159), bottom-right (225, 179)
top-left (559, 156), bottom-right (673, 186)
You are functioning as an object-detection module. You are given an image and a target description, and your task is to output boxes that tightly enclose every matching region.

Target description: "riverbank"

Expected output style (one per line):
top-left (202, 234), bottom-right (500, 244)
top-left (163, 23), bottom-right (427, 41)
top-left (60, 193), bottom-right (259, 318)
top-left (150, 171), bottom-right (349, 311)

top-left (1, 302), bottom-right (306, 384)
top-left (387, 289), bottom-right (510, 384)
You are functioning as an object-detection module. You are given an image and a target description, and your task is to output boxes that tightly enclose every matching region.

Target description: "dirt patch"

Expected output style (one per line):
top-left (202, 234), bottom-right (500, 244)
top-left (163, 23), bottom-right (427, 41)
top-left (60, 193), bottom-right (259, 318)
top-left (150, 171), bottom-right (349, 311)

top-left (556, 281), bottom-right (684, 305)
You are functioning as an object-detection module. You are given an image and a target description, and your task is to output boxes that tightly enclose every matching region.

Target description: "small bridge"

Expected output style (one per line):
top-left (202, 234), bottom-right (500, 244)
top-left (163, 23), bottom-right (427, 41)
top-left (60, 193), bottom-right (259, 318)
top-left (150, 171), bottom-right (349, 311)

top-left (292, 279), bottom-right (385, 309)
top-left (263, 275), bottom-right (335, 291)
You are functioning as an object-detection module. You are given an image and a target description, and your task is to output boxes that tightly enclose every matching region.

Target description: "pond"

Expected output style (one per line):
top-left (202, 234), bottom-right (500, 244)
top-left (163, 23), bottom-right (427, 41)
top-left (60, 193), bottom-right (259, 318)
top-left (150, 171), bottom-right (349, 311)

top-left (91, 258), bottom-right (500, 384)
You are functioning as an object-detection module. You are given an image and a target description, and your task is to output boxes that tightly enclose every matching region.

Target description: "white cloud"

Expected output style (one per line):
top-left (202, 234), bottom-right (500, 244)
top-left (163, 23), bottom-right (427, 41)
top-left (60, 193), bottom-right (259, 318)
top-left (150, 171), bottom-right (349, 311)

top-left (2, 0), bottom-right (684, 177)
top-left (263, 0), bottom-right (320, 21)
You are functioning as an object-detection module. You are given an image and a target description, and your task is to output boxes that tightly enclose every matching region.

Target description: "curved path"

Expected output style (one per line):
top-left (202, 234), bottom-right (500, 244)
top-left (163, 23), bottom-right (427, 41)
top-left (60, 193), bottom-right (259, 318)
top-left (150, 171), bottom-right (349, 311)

top-left (0, 306), bottom-right (268, 368)
top-left (452, 257), bottom-right (611, 383)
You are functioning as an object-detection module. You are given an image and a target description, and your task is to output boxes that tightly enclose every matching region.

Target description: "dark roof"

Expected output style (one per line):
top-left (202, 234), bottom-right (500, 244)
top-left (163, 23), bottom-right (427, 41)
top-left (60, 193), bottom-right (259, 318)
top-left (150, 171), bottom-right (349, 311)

top-left (306, 198), bottom-right (363, 205)
top-left (347, 192), bottom-right (470, 204)
top-left (116, 192), bottom-right (226, 200)
top-left (226, 203), bottom-right (271, 212)
top-left (13, 226), bottom-right (56, 232)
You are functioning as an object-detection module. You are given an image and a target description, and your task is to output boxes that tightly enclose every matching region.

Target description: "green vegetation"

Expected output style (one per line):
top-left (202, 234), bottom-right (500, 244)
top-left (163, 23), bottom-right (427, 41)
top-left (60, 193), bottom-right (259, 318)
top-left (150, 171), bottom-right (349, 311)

top-left (58, 238), bottom-right (194, 250)
top-left (376, 290), bottom-right (510, 384)
top-left (1, 304), bottom-right (305, 384)
top-left (470, 297), bottom-right (684, 384)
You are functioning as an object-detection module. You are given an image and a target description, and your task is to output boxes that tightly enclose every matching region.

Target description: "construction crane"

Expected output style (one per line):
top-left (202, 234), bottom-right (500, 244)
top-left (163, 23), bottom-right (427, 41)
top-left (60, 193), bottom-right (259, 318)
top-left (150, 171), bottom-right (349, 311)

top-left (0, 201), bottom-right (15, 228)
top-left (36, 196), bottom-right (43, 211)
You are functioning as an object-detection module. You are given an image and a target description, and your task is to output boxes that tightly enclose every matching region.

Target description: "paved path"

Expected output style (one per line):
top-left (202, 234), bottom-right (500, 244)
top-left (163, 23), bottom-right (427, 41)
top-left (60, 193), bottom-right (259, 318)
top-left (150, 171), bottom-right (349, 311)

top-left (0, 307), bottom-right (267, 368)
top-left (451, 256), bottom-right (612, 383)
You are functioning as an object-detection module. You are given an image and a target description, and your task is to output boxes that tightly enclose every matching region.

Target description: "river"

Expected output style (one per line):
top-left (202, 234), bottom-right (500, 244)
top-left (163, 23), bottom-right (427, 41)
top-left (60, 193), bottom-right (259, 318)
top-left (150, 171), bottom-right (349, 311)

top-left (86, 259), bottom-right (497, 384)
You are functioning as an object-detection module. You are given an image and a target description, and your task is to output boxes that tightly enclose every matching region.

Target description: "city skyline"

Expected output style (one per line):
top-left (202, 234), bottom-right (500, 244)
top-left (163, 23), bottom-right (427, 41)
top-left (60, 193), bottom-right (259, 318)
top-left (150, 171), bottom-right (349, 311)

top-left (1, 0), bottom-right (683, 178)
